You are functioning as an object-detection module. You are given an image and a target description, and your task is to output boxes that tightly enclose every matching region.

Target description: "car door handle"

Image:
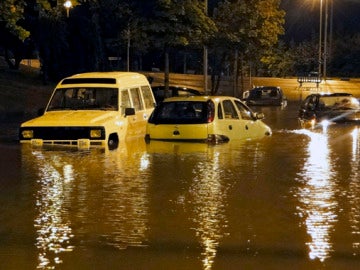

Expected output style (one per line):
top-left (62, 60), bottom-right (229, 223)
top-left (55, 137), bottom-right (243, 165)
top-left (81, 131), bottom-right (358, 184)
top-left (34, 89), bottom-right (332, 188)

top-left (228, 125), bottom-right (232, 130)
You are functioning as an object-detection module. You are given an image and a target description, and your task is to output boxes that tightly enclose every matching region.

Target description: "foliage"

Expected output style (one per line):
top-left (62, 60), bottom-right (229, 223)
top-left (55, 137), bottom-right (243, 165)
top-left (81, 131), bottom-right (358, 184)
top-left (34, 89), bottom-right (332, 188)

top-left (1, 0), bottom-right (359, 81)
top-left (209, 0), bottom-right (285, 93)
top-left (331, 33), bottom-right (360, 77)
top-left (0, 0), bottom-right (29, 40)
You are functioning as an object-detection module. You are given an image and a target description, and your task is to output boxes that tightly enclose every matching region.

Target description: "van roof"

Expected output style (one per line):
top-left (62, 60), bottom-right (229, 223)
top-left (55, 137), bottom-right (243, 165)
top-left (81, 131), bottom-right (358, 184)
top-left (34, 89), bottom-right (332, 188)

top-left (58, 72), bottom-right (149, 87)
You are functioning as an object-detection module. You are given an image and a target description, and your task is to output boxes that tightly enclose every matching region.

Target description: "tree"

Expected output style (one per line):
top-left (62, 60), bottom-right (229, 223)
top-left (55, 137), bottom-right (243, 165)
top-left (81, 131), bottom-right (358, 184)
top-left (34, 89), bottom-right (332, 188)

top-left (212, 0), bottom-right (285, 94)
top-left (0, 0), bottom-right (29, 40)
top-left (0, 0), bottom-right (29, 69)
top-left (140, 0), bottom-right (216, 93)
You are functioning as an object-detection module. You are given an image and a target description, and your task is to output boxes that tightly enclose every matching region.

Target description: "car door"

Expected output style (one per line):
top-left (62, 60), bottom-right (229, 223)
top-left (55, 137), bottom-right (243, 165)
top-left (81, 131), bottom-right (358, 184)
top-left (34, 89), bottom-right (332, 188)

top-left (126, 87), bottom-right (147, 136)
top-left (217, 99), bottom-right (249, 140)
top-left (234, 100), bottom-right (265, 138)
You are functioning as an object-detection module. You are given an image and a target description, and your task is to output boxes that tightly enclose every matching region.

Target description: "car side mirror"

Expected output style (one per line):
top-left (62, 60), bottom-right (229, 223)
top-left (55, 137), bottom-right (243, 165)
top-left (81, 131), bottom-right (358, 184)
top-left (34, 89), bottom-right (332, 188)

top-left (124, 107), bottom-right (135, 116)
top-left (255, 112), bottom-right (265, 120)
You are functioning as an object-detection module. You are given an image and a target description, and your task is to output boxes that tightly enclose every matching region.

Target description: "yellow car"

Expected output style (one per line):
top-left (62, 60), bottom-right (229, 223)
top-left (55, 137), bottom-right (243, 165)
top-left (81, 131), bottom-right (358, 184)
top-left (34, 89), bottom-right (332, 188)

top-left (145, 96), bottom-right (271, 143)
top-left (19, 72), bottom-right (156, 149)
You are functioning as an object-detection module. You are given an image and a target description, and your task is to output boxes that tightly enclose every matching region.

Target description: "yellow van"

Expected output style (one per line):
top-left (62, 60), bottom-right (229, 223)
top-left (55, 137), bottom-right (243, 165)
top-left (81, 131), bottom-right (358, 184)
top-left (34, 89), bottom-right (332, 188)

top-left (19, 72), bottom-right (156, 149)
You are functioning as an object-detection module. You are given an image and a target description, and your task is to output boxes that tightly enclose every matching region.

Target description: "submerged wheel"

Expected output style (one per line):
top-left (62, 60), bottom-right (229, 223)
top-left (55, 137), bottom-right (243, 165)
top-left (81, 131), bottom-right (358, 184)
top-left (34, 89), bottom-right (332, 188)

top-left (108, 134), bottom-right (119, 150)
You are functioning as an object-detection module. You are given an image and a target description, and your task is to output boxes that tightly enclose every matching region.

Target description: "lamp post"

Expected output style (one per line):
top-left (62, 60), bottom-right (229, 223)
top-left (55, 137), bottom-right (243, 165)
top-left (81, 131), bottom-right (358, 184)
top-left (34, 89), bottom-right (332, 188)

top-left (323, 0), bottom-right (329, 81)
top-left (203, 0), bottom-right (208, 95)
top-left (318, 0), bottom-right (323, 79)
top-left (64, 0), bottom-right (72, 18)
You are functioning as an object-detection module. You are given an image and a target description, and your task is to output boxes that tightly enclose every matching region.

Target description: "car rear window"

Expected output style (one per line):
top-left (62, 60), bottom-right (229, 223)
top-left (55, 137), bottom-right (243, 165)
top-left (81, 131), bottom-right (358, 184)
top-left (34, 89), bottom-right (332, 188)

top-left (149, 101), bottom-right (209, 124)
top-left (249, 88), bottom-right (279, 99)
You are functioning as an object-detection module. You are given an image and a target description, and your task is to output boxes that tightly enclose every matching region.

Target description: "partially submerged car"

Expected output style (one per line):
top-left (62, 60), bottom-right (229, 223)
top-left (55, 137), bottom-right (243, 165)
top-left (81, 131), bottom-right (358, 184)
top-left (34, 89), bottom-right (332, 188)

top-left (19, 72), bottom-right (156, 149)
top-left (151, 85), bottom-right (202, 103)
top-left (298, 93), bottom-right (360, 128)
top-left (243, 86), bottom-right (287, 107)
top-left (145, 96), bottom-right (271, 143)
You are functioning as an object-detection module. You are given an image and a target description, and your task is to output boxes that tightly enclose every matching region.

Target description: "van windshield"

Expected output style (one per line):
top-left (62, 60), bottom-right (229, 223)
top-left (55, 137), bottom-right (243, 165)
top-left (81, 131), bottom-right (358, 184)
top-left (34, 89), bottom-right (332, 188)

top-left (149, 101), bottom-right (209, 124)
top-left (47, 87), bottom-right (119, 111)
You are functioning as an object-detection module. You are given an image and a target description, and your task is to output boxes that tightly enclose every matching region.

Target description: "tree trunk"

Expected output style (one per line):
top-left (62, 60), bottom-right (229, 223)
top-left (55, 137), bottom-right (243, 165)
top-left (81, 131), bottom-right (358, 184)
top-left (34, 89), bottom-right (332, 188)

top-left (164, 48), bottom-right (170, 98)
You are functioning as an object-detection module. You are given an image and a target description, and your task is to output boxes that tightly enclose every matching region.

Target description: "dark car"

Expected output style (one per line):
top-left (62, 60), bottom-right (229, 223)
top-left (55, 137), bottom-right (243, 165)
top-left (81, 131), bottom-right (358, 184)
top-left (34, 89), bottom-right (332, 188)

top-left (151, 85), bottom-right (202, 103)
top-left (243, 86), bottom-right (287, 107)
top-left (298, 93), bottom-right (360, 128)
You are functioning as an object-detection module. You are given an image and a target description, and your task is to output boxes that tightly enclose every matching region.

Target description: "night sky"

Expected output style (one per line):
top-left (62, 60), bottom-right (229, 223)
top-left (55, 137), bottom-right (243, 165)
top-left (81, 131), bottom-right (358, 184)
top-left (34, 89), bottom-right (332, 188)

top-left (281, 0), bottom-right (360, 42)
top-left (208, 0), bottom-right (360, 43)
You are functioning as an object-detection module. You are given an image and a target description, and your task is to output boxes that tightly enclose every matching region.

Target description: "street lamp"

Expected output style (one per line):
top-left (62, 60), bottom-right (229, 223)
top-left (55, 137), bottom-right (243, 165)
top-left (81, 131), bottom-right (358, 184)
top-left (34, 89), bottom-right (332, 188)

top-left (64, 0), bottom-right (72, 18)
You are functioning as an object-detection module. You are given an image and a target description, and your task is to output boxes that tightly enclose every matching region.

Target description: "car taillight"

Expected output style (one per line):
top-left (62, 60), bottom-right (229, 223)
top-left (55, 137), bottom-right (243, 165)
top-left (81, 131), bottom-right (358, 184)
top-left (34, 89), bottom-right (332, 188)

top-left (207, 101), bottom-right (215, 122)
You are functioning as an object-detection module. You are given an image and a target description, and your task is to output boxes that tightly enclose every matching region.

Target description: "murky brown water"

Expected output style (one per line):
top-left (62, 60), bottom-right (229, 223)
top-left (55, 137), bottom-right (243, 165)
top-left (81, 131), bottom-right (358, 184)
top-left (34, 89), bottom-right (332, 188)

top-left (1, 101), bottom-right (360, 269)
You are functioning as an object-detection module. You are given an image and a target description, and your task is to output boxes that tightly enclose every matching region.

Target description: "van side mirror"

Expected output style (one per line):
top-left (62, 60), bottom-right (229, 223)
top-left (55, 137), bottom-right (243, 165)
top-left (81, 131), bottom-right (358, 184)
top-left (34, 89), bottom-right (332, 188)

top-left (124, 107), bottom-right (135, 116)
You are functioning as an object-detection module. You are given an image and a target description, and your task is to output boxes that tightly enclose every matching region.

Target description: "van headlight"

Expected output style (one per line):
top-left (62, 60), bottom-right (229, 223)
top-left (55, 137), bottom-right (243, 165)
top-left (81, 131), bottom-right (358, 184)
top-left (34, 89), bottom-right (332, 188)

top-left (90, 129), bottom-right (102, 138)
top-left (22, 129), bottom-right (34, 139)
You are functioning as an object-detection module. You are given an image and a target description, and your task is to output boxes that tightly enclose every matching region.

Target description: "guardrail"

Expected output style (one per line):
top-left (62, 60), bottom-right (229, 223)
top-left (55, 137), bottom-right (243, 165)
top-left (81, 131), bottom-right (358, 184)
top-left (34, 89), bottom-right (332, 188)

top-left (297, 76), bottom-right (322, 87)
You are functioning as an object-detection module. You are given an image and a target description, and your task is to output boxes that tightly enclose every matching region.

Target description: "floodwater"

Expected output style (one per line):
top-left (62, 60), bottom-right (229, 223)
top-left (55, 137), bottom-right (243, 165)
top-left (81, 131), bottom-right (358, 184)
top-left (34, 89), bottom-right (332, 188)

top-left (1, 101), bottom-right (360, 269)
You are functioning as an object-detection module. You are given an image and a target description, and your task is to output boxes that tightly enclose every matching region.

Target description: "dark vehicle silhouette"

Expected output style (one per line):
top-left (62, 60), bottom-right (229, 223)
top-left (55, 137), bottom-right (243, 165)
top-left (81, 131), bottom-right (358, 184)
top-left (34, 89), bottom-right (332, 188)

top-left (243, 86), bottom-right (287, 107)
top-left (151, 85), bottom-right (202, 103)
top-left (298, 93), bottom-right (360, 128)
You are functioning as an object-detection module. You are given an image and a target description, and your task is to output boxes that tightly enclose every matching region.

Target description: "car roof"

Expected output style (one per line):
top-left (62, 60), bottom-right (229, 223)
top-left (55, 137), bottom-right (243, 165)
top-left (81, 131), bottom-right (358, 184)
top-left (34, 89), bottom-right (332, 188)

top-left (162, 95), bottom-right (238, 103)
top-left (152, 85), bottom-right (203, 93)
top-left (310, 92), bottom-right (353, 97)
top-left (67, 71), bottom-right (144, 79)
top-left (252, 86), bottom-right (280, 90)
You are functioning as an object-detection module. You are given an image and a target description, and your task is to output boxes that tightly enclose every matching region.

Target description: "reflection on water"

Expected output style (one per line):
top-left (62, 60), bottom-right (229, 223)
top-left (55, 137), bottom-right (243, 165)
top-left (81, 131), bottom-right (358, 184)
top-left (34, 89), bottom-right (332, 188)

top-left (3, 106), bottom-right (360, 269)
top-left (98, 147), bottom-right (150, 250)
top-left (189, 150), bottom-right (227, 270)
top-left (294, 129), bottom-right (337, 262)
top-left (30, 150), bottom-right (75, 269)
top-left (350, 128), bottom-right (360, 253)
top-left (21, 139), bottom-right (151, 269)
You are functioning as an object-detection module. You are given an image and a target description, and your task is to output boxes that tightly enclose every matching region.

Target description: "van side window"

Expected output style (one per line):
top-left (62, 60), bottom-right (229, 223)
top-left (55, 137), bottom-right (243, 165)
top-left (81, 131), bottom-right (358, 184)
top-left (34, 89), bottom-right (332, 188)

top-left (141, 85), bottom-right (155, 109)
top-left (130, 87), bottom-right (144, 111)
top-left (222, 100), bottom-right (239, 119)
top-left (120, 90), bottom-right (131, 115)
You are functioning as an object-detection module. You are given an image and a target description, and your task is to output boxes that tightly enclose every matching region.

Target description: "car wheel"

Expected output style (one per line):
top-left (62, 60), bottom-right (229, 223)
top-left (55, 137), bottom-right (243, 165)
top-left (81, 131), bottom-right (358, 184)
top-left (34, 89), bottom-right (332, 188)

top-left (108, 134), bottom-right (119, 150)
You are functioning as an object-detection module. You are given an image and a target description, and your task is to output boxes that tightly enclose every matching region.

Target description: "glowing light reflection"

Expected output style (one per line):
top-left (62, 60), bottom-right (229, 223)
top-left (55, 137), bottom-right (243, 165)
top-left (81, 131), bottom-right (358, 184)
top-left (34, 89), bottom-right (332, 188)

top-left (32, 151), bottom-right (74, 269)
top-left (295, 129), bottom-right (337, 262)
top-left (98, 144), bottom-right (149, 250)
top-left (349, 127), bottom-right (360, 253)
top-left (189, 151), bottom-right (228, 270)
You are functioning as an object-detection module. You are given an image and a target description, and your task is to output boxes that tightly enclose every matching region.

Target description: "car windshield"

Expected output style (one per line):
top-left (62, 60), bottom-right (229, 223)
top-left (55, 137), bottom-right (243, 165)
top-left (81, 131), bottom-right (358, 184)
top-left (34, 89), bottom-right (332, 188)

top-left (47, 87), bottom-right (118, 111)
top-left (149, 101), bottom-right (209, 124)
top-left (319, 96), bottom-right (360, 110)
top-left (249, 88), bottom-right (279, 99)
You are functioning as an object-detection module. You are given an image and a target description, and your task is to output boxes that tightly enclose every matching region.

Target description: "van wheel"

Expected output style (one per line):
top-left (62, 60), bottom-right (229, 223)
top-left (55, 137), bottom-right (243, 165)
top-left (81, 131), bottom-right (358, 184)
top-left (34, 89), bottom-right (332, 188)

top-left (108, 134), bottom-right (119, 150)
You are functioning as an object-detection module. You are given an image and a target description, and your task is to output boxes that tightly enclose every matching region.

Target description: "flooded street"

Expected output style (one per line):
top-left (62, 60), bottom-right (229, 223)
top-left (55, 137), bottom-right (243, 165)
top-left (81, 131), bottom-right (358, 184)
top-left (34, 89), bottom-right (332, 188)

top-left (1, 101), bottom-right (360, 269)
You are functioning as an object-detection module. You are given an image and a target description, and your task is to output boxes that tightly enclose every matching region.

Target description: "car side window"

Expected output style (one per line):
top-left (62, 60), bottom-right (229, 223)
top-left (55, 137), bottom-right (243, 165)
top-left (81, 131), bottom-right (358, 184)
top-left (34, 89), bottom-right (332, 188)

top-left (234, 100), bottom-right (252, 120)
top-left (306, 96), bottom-right (317, 110)
top-left (141, 85), bottom-right (155, 109)
top-left (217, 103), bottom-right (223, 119)
top-left (120, 90), bottom-right (131, 115)
top-left (130, 87), bottom-right (144, 111)
top-left (222, 100), bottom-right (239, 119)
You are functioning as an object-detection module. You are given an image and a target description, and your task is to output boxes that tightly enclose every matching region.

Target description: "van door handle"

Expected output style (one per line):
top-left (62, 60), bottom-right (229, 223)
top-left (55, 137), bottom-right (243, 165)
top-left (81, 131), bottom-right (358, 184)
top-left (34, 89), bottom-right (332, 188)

top-left (228, 125), bottom-right (232, 130)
